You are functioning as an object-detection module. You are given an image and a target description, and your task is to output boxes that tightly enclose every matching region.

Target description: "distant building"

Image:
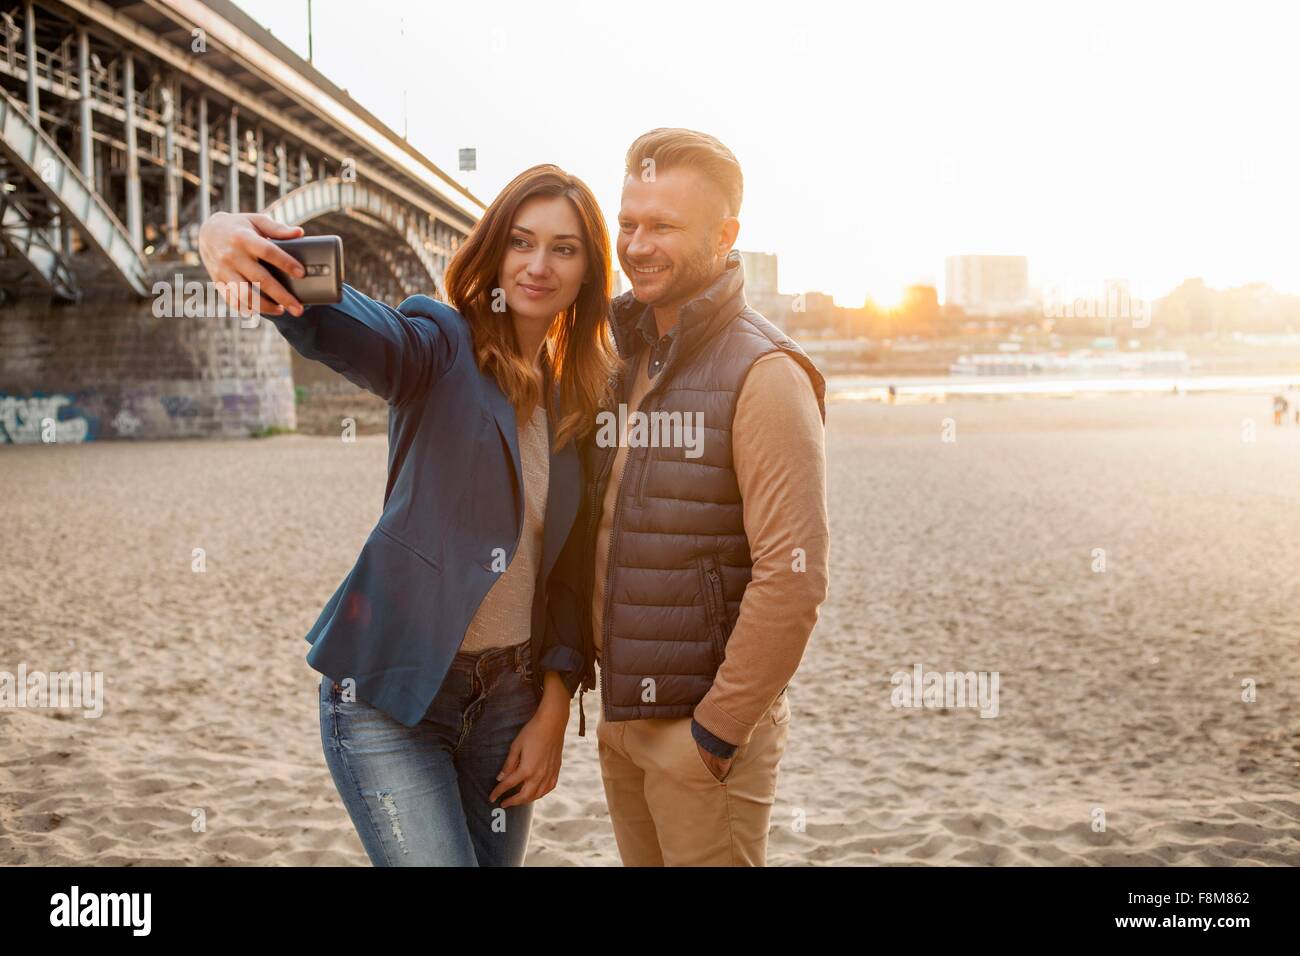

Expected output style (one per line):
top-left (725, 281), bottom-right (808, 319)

top-left (799, 291), bottom-right (836, 312)
top-left (782, 291), bottom-right (843, 335)
top-left (738, 251), bottom-right (787, 326)
top-left (944, 255), bottom-right (1031, 316)
top-left (740, 251), bottom-right (779, 297)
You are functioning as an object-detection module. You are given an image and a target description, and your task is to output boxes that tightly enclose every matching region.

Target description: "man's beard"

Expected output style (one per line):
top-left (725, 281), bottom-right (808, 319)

top-left (628, 239), bottom-right (718, 308)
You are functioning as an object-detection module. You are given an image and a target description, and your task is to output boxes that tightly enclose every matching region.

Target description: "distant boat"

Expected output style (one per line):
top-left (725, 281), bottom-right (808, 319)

top-left (949, 350), bottom-right (1190, 376)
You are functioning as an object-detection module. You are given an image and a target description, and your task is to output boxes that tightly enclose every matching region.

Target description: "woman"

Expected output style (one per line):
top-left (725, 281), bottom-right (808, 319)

top-left (197, 165), bottom-right (613, 865)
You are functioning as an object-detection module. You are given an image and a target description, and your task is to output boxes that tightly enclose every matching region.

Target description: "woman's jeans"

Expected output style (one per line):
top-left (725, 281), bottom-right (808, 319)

top-left (319, 640), bottom-right (538, 866)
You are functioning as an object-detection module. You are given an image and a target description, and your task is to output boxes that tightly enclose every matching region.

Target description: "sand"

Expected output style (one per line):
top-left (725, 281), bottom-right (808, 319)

top-left (1, 391), bottom-right (1297, 865)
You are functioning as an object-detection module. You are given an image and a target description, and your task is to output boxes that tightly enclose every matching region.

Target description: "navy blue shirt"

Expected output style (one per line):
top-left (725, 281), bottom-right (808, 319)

top-left (635, 306), bottom-right (676, 380)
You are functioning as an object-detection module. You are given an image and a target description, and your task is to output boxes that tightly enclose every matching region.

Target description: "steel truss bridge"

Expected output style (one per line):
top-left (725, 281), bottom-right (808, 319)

top-left (0, 0), bottom-right (482, 305)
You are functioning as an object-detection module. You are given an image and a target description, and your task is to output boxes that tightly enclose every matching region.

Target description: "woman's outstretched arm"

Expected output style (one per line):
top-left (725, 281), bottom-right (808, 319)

top-left (198, 211), bottom-right (457, 405)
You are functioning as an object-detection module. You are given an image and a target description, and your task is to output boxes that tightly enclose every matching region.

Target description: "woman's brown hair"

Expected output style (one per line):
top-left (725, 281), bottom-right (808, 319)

top-left (443, 164), bottom-right (615, 449)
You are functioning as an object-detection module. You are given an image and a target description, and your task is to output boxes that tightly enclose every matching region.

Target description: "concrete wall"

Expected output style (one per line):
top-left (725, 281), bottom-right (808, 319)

top-left (0, 269), bottom-right (296, 443)
top-left (288, 348), bottom-right (389, 437)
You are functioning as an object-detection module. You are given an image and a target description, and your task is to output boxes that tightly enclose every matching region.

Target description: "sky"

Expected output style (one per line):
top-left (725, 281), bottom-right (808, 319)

top-left (235, 0), bottom-right (1300, 308)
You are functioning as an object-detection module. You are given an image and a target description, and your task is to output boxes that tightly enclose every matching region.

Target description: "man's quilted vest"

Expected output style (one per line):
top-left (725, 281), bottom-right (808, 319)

top-left (589, 251), bottom-right (826, 721)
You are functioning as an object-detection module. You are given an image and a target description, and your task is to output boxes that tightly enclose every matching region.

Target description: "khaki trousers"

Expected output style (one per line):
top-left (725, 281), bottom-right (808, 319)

top-left (596, 690), bottom-right (791, 866)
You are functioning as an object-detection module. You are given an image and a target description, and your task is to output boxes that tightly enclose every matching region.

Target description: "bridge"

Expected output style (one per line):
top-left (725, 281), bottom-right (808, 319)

top-left (0, 0), bottom-right (482, 441)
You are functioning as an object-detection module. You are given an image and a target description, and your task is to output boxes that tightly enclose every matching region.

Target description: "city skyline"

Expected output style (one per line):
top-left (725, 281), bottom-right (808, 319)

top-left (236, 0), bottom-right (1300, 309)
top-left (739, 248), bottom-right (1265, 317)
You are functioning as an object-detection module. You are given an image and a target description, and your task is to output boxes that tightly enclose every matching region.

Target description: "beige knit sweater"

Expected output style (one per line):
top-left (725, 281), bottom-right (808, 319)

top-left (459, 403), bottom-right (549, 654)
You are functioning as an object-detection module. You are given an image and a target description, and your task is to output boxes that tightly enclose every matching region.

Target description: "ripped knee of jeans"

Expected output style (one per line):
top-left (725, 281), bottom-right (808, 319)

top-left (374, 790), bottom-right (408, 854)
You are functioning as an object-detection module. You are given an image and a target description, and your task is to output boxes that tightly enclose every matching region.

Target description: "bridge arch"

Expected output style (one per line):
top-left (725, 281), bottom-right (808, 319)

top-left (262, 178), bottom-right (457, 298)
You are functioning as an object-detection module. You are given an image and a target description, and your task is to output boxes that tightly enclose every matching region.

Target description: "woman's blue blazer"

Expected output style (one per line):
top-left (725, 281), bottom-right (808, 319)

top-left (265, 284), bottom-right (587, 727)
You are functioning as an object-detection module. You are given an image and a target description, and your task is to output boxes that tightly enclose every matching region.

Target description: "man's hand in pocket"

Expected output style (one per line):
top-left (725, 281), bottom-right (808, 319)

top-left (698, 743), bottom-right (734, 783)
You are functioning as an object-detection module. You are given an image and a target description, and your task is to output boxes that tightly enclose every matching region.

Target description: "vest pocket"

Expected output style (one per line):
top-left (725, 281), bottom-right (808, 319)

top-left (634, 450), bottom-right (651, 506)
top-left (696, 554), bottom-right (728, 665)
top-left (633, 397), bottom-right (657, 506)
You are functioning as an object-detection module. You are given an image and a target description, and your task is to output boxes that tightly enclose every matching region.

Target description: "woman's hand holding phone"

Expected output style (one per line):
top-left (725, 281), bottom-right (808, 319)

top-left (197, 211), bottom-right (307, 318)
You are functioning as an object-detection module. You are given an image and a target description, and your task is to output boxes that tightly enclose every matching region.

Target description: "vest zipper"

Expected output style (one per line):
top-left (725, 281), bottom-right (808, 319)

top-left (599, 475), bottom-right (624, 718)
top-left (590, 371), bottom-right (628, 721)
top-left (702, 555), bottom-right (728, 664)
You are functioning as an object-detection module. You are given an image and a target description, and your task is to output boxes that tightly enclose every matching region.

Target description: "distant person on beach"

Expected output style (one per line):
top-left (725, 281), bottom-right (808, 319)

top-left (197, 166), bottom-right (614, 866)
top-left (550, 129), bottom-right (830, 865)
top-left (1274, 393), bottom-right (1288, 426)
top-left (888, 384), bottom-right (897, 404)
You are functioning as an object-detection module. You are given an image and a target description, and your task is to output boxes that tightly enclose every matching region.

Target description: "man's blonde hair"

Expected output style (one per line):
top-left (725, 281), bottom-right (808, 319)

top-left (625, 128), bottom-right (743, 216)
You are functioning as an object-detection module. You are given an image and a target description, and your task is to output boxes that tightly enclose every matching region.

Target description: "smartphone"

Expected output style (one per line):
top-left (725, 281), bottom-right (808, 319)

top-left (261, 235), bottom-right (344, 306)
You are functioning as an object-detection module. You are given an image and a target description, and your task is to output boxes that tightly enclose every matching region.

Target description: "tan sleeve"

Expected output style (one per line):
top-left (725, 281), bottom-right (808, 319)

top-left (692, 351), bottom-right (830, 748)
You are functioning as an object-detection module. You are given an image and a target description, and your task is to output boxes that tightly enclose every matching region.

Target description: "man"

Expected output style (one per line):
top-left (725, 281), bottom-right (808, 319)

top-left (559, 128), bottom-right (830, 866)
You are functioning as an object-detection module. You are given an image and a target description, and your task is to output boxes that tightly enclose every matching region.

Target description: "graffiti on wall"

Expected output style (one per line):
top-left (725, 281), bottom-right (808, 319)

top-left (0, 393), bottom-right (95, 444)
top-left (1, 383), bottom-right (285, 441)
top-left (160, 395), bottom-right (199, 419)
top-left (110, 408), bottom-right (143, 436)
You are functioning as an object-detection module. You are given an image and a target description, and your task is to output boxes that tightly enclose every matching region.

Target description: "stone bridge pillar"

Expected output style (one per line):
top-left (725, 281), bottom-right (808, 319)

top-left (0, 263), bottom-right (296, 443)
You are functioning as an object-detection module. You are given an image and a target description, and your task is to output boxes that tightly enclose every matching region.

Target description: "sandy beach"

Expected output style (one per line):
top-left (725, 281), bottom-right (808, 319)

top-left (1, 390), bottom-right (1297, 865)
